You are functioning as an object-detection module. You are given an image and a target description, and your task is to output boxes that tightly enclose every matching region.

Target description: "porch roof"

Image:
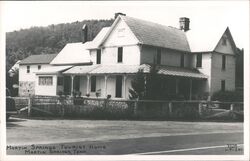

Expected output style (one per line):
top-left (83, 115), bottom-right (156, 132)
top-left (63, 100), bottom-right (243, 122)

top-left (63, 64), bottom-right (150, 75)
top-left (35, 65), bottom-right (73, 75)
top-left (157, 65), bottom-right (208, 79)
top-left (63, 64), bottom-right (207, 79)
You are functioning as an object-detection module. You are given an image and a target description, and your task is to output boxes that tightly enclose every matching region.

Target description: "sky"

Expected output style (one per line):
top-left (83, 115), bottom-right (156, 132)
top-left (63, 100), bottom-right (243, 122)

top-left (0, 1), bottom-right (249, 49)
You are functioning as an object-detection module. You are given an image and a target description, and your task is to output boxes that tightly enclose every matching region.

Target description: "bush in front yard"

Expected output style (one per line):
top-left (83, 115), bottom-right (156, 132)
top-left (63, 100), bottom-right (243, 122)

top-left (211, 90), bottom-right (243, 102)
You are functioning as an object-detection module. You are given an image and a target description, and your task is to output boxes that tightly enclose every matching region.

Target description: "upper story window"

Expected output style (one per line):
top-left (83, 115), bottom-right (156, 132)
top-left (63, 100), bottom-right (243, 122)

top-left (222, 55), bottom-right (226, 70)
top-left (27, 66), bottom-right (30, 73)
top-left (118, 47), bottom-right (123, 63)
top-left (222, 37), bottom-right (227, 46)
top-left (180, 53), bottom-right (184, 67)
top-left (38, 65), bottom-right (41, 70)
top-left (39, 76), bottom-right (53, 86)
top-left (156, 49), bottom-right (161, 65)
top-left (221, 80), bottom-right (225, 91)
top-left (91, 76), bottom-right (96, 92)
top-left (96, 49), bottom-right (101, 64)
top-left (196, 54), bottom-right (202, 68)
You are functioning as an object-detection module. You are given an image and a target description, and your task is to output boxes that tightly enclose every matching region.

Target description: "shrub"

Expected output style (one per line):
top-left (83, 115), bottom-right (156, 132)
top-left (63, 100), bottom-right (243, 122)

top-left (211, 90), bottom-right (243, 102)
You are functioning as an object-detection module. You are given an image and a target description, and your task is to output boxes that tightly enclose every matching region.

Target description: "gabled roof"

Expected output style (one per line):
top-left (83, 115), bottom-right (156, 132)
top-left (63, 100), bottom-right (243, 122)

top-left (186, 26), bottom-right (237, 53)
top-left (19, 54), bottom-right (58, 65)
top-left (50, 42), bottom-right (91, 65)
top-left (100, 15), bottom-right (191, 52)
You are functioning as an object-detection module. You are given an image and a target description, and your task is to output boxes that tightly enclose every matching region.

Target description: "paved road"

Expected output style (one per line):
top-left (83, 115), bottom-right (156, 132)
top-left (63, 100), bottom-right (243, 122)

top-left (7, 132), bottom-right (243, 155)
top-left (6, 117), bottom-right (244, 155)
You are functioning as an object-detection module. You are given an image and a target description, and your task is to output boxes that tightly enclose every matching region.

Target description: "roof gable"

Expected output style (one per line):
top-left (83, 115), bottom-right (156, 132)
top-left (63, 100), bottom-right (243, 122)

top-left (186, 26), bottom-right (237, 53)
top-left (100, 15), bottom-right (190, 52)
top-left (101, 18), bottom-right (139, 47)
top-left (214, 28), bottom-right (237, 54)
top-left (19, 54), bottom-right (58, 65)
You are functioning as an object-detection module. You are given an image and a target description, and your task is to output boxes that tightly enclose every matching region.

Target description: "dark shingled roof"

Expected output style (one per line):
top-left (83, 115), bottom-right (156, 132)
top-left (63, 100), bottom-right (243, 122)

top-left (19, 54), bottom-right (58, 65)
top-left (121, 16), bottom-right (191, 52)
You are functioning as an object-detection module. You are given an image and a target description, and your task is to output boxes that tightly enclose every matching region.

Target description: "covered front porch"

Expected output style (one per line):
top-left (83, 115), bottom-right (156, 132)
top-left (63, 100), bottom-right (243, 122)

top-left (62, 64), bottom-right (208, 100)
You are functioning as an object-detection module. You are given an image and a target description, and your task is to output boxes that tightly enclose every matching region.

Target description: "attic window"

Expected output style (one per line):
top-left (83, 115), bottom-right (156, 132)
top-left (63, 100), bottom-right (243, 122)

top-left (118, 28), bottom-right (125, 37)
top-left (222, 37), bottom-right (227, 46)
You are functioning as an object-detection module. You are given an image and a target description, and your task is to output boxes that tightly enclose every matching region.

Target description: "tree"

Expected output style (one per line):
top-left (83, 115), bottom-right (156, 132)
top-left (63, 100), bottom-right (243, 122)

top-left (129, 69), bottom-right (145, 100)
top-left (129, 64), bottom-right (163, 100)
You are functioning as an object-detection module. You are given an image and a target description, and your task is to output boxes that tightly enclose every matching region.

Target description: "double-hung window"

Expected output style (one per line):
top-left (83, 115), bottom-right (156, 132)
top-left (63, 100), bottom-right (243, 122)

top-left (27, 66), bottom-right (30, 73)
top-left (196, 54), bottom-right (202, 68)
top-left (118, 47), bottom-right (123, 63)
top-left (96, 49), bottom-right (101, 64)
top-left (222, 55), bottom-right (226, 70)
top-left (39, 76), bottom-right (53, 86)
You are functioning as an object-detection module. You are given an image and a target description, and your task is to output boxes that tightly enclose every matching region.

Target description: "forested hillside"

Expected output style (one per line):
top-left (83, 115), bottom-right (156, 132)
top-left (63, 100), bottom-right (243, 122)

top-left (6, 19), bottom-right (114, 70)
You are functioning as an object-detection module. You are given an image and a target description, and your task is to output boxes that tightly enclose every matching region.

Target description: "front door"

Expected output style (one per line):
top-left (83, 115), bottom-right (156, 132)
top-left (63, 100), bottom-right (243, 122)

top-left (63, 76), bottom-right (71, 95)
top-left (115, 75), bottom-right (122, 98)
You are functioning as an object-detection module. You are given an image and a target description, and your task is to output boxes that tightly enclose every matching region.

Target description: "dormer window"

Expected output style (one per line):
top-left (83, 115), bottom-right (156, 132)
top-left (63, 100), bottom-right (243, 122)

top-left (38, 65), bottom-right (41, 70)
top-left (118, 47), bottom-right (123, 63)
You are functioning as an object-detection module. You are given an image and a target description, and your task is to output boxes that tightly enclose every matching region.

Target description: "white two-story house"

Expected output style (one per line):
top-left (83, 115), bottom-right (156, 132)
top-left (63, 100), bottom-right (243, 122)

top-left (19, 14), bottom-right (238, 100)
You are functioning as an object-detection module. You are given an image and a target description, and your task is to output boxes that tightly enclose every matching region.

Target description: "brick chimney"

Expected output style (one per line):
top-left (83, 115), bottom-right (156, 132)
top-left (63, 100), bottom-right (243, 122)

top-left (179, 17), bottom-right (190, 32)
top-left (114, 12), bottom-right (126, 19)
top-left (81, 24), bottom-right (88, 43)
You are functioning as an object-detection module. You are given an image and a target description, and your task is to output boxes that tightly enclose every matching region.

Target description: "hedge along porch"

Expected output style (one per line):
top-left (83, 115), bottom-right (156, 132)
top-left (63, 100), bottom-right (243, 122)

top-left (63, 64), bottom-right (208, 100)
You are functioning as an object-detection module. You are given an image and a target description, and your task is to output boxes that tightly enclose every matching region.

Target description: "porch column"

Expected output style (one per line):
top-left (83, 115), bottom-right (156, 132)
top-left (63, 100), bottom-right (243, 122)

top-left (175, 78), bottom-right (179, 94)
top-left (71, 75), bottom-right (75, 96)
top-left (123, 75), bottom-right (127, 98)
top-left (189, 79), bottom-right (193, 100)
top-left (104, 75), bottom-right (108, 97)
top-left (86, 75), bottom-right (90, 94)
